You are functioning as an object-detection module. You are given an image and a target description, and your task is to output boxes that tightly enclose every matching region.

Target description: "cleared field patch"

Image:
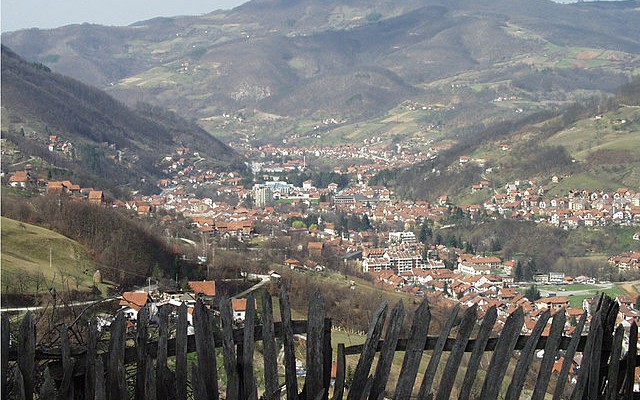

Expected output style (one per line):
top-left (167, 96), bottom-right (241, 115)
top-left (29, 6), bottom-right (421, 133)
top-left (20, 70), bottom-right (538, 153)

top-left (1, 216), bottom-right (98, 295)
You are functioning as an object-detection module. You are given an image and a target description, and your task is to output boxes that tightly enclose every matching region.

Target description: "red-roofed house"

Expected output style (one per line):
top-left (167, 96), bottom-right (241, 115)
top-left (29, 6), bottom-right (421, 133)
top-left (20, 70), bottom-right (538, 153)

top-left (231, 298), bottom-right (257, 323)
top-left (188, 280), bottom-right (216, 299)
top-left (119, 292), bottom-right (155, 321)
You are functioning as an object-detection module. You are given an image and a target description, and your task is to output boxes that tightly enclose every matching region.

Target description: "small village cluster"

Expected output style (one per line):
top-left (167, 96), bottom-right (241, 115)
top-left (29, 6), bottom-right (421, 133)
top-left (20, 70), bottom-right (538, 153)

top-left (115, 280), bottom-right (254, 330)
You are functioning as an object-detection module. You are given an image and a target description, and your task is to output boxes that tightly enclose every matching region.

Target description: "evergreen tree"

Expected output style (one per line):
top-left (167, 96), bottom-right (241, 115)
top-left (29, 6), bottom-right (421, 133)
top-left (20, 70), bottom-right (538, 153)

top-left (524, 285), bottom-right (541, 301)
top-left (514, 261), bottom-right (524, 282)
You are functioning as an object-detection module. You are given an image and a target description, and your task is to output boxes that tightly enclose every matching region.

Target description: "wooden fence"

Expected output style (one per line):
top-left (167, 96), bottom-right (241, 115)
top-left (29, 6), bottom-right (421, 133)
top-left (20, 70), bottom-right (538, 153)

top-left (1, 288), bottom-right (638, 399)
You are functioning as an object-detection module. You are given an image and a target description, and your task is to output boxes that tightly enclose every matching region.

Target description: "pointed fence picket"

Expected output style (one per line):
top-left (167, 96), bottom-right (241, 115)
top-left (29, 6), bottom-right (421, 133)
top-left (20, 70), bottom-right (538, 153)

top-left (1, 290), bottom-right (638, 399)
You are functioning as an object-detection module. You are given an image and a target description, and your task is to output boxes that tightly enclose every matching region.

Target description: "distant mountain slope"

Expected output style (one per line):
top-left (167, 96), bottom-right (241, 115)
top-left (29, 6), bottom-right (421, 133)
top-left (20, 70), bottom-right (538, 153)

top-left (371, 80), bottom-right (640, 201)
top-left (2, 0), bottom-right (638, 126)
top-left (1, 46), bottom-right (240, 193)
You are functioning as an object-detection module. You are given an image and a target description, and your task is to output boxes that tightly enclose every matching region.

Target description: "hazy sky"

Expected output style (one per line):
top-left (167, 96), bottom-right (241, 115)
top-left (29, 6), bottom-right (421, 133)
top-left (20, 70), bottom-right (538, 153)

top-left (1, 0), bottom-right (248, 33)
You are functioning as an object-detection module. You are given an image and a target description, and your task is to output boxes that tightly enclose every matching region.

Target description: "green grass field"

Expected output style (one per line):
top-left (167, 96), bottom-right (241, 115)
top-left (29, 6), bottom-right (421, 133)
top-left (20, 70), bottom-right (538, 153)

top-left (1, 216), bottom-right (100, 295)
top-left (534, 282), bottom-right (636, 309)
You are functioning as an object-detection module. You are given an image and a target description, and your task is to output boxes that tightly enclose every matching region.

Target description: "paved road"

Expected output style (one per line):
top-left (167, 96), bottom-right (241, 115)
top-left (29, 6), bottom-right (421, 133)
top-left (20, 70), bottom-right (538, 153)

top-left (0, 297), bottom-right (118, 313)
top-left (230, 276), bottom-right (271, 300)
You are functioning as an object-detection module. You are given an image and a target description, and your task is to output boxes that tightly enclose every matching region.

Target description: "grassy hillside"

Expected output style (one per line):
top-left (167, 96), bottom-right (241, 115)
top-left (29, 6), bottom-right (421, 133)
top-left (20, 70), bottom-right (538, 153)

top-left (1, 216), bottom-right (99, 296)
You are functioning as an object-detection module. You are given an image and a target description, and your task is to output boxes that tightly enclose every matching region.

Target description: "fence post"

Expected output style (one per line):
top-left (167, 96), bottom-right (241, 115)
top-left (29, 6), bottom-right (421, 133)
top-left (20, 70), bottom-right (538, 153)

top-left (370, 300), bottom-right (405, 400)
top-left (530, 309), bottom-right (565, 400)
top-left (553, 311), bottom-right (587, 400)
top-left (479, 307), bottom-right (524, 400)
top-left (194, 299), bottom-right (219, 400)
top-left (262, 292), bottom-right (279, 400)
top-left (107, 312), bottom-right (128, 400)
top-left (622, 322), bottom-right (637, 398)
top-left (1, 314), bottom-right (9, 399)
top-left (85, 318), bottom-right (98, 400)
top-left (332, 343), bottom-right (346, 400)
top-left (505, 309), bottom-right (551, 400)
top-left (156, 306), bottom-right (176, 399)
top-left (135, 305), bottom-right (149, 400)
top-left (18, 311), bottom-right (35, 400)
top-left (458, 305), bottom-right (497, 400)
top-left (571, 311), bottom-right (602, 400)
top-left (59, 324), bottom-right (76, 400)
top-left (94, 353), bottom-right (106, 400)
top-left (242, 293), bottom-right (258, 400)
top-left (305, 292), bottom-right (326, 400)
top-left (605, 324), bottom-right (624, 400)
top-left (436, 304), bottom-right (477, 400)
top-left (280, 286), bottom-right (299, 400)
top-left (39, 366), bottom-right (56, 399)
top-left (418, 303), bottom-right (460, 398)
top-left (346, 301), bottom-right (388, 400)
top-left (322, 317), bottom-right (332, 400)
top-left (394, 298), bottom-right (430, 400)
top-left (175, 303), bottom-right (188, 400)
top-left (220, 298), bottom-right (239, 400)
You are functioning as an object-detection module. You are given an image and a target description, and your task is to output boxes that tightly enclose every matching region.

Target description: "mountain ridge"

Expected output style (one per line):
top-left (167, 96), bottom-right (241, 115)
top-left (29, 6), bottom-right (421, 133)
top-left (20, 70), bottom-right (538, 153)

top-left (2, 0), bottom-right (638, 128)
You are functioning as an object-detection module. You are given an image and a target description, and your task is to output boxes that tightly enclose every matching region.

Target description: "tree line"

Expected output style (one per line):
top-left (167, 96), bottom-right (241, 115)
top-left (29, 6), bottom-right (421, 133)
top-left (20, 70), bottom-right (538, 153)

top-left (2, 193), bottom-right (177, 288)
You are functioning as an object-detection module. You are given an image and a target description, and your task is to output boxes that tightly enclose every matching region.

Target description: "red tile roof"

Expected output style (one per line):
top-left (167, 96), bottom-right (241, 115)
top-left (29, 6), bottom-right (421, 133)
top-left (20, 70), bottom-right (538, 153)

top-left (188, 280), bottom-right (216, 297)
top-left (119, 292), bottom-right (150, 311)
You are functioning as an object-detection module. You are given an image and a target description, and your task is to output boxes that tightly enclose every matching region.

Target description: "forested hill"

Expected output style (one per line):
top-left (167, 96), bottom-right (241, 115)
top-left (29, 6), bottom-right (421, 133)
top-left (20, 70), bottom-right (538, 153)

top-left (1, 46), bottom-right (241, 194)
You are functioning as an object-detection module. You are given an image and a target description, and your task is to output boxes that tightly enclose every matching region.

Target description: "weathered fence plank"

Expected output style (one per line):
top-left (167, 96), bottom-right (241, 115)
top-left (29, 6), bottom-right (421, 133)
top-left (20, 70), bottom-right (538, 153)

top-left (505, 309), bottom-right (550, 400)
top-left (107, 312), bottom-right (127, 400)
top-left (190, 362), bottom-right (205, 400)
top-left (280, 286), bottom-right (299, 400)
top-left (605, 324), bottom-right (624, 400)
top-left (479, 307), bottom-right (524, 400)
top-left (322, 317), bottom-right (332, 400)
top-left (18, 311), bottom-right (35, 400)
top-left (40, 367), bottom-right (56, 399)
top-left (261, 293), bottom-right (279, 400)
top-left (13, 364), bottom-right (26, 400)
top-left (59, 324), bottom-right (75, 400)
top-left (175, 303), bottom-right (188, 400)
top-left (623, 322), bottom-right (638, 398)
top-left (531, 309), bottom-right (565, 400)
top-left (194, 299), bottom-right (219, 400)
top-left (241, 293), bottom-right (258, 400)
top-left (346, 301), bottom-right (388, 400)
top-left (571, 311), bottom-right (601, 400)
top-left (220, 298), bottom-right (240, 400)
top-left (370, 300), bottom-right (405, 400)
top-left (435, 304), bottom-right (477, 400)
top-left (305, 292), bottom-right (326, 400)
top-left (156, 306), bottom-right (175, 399)
top-left (394, 298), bottom-right (430, 400)
top-left (553, 311), bottom-right (587, 400)
top-left (135, 306), bottom-right (149, 400)
top-left (1, 314), bottom-right (9, 399)
top-left (144, 354), bottom-right (156, 400)
top-left (418, 303), bottom-right (460, 399)
top-left (332, 343), bottom-right (346, 400)
top-left (85, 318), bottom-right (98, 400)
top-left (94, 356), bottom-right (105, 400)
top-left (458, 305), bottom-right (497, 400)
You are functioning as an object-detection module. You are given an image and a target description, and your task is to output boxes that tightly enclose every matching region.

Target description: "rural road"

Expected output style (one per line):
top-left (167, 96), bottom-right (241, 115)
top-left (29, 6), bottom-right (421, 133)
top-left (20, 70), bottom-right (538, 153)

top-left (0, 297), bottom-right (118, 313)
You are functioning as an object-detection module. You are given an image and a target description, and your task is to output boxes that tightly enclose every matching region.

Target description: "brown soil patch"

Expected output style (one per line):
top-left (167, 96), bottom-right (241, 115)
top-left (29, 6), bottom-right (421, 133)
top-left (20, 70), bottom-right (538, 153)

top-left (576, 51), bottom-right (600, 60)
